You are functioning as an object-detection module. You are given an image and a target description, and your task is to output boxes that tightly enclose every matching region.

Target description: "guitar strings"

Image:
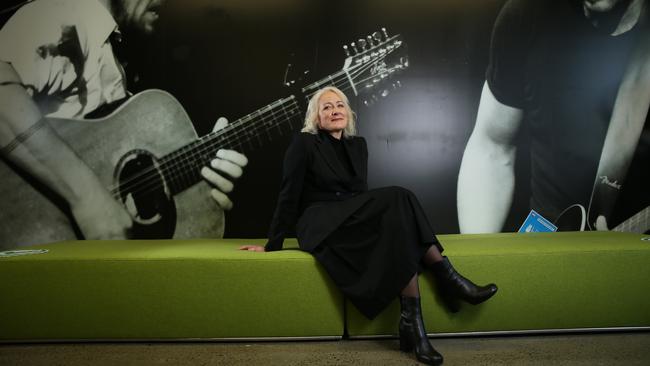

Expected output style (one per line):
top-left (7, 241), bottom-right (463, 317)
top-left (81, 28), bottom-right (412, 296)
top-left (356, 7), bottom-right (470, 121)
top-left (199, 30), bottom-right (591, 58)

top-left (111, 91), bottom-right (312, 195)
top-left (109, 99), bottom-right (301, 197)
top-left (123, 38), bottom-right (404, 193)
top-left (111, 100), bottom-right (302, 198)
top-left (614, 206), bottom-right (649, 232)
top-left (170, 61), bottom-right (400, 177)
top-left (109, 51), bottom-right (395, 200)
top-left (110, 59), bottom-right (389, 200)
top-left (108, 96), bottom-right (300, 195)
top-left (109, 45), bottom-right (393, 195)
top-left (161, 70), bottom-right (370, 192)
top-left (157, 98), bottom-right (301, 188)
top-left (174, 42), bottom-right (402, 169)
top-left (161, 97), bottom-right (301, 188)
top-left (111, 62), bottom-right (382, 199)
top-left (169, 104), bottom-right (302, 192)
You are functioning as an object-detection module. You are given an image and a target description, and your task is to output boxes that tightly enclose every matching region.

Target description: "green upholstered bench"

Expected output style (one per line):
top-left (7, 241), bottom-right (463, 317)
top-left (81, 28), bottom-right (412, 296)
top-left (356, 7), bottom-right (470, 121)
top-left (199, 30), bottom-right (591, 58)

top-left (1, 232), bottom-right (648, 342)
top-left (346, 231), bottom-right (650, 337)
top-left (0, 239), bottom-right (344, 341)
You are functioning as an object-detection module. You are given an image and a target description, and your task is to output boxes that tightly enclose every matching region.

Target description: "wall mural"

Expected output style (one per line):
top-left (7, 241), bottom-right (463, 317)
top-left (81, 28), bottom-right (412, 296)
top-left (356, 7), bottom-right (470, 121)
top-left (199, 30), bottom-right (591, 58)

top-left (0, 0), bottom-right (648, 250)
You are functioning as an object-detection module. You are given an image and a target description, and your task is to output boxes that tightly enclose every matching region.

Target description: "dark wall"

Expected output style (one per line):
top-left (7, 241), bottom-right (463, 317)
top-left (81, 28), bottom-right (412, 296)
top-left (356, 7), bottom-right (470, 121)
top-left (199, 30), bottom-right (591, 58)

top-left (129, 0), bottom-right (508, 236)
top-left (1, 0), bottom-right (648, 246)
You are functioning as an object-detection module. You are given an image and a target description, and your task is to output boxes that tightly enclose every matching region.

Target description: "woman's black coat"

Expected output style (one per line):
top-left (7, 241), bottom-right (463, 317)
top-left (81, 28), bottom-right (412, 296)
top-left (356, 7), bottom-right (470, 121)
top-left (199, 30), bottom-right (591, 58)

top-left (265, 131), bottom-right (373, 252)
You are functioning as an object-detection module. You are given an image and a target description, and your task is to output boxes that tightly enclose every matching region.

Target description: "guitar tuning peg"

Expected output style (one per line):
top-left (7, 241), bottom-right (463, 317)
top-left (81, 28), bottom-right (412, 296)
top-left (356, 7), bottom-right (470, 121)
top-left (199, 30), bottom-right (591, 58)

top-left (380, 89), bottom-right (390, 98)
top-left (366, 35), bottom-right (375, 47)
top-left (343, 45), bottom-right (351, 57)
top-left (351, 42), bottom-right (359, 54)
top-left (400, 56), bottom-right (409, 68)
top-left (363, 94), bottom-right (379, 107)
top-left (357, 39), bottom-right (367, 51)
top-left (382, 27), bottom-right (389, 40)
top-left (372, 32), bottom-right (382, 44)
top-left (393, 81), bottom-right (402, 89)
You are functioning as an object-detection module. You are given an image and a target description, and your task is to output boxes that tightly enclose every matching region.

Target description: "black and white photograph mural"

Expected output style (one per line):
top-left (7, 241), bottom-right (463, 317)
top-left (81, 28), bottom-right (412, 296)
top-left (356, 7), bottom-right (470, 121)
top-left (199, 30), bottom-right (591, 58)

top-left (457, 0), bottom-right (650, 234)
top-left (1, 0), bottom-right (648, 250)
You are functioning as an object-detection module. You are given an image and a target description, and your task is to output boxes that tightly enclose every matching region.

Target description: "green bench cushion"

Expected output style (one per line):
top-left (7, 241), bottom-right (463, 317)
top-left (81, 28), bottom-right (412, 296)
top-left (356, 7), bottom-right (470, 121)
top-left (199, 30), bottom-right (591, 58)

top-left (2, 232), bottom-right (648, 341)
top-left (346, 232), bottom-right (650, 337)
top-left (0, 239), bottom-right (344, 341)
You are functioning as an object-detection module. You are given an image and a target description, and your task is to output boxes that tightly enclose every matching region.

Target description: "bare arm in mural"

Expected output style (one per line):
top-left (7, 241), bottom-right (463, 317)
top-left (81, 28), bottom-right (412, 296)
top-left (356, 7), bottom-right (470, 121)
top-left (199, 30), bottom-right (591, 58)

top-left (457, 81), bottom-right (524, 233)
top-left (0, 61), bottom-right (133, 239)
top-left (589, 31), bottom-right (650, 230)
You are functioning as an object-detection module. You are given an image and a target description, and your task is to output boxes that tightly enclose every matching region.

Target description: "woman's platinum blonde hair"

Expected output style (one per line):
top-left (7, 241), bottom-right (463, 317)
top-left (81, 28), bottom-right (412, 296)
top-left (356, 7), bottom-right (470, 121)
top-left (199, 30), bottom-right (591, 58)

top-left (301, 86), bottom-right (357, 138)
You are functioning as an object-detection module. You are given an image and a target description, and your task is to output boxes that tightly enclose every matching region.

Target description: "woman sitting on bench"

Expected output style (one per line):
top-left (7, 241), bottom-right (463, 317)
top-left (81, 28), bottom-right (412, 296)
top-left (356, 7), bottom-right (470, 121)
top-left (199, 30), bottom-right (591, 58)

top-left (240, 86), bottom-right (498, 365)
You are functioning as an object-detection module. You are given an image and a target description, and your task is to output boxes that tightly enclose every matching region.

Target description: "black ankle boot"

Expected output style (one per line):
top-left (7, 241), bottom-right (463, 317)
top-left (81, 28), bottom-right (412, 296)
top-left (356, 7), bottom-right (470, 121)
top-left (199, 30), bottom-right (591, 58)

top-left (431, 257), bottom-right (498, 308)
top-left (399, 296), bottom-right (444, 365)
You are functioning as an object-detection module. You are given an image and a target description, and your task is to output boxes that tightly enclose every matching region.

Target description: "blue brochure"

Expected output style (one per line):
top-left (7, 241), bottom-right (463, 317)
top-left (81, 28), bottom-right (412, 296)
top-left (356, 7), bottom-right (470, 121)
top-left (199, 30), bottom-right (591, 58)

top-left (518, 210), bottom-right (557, 233)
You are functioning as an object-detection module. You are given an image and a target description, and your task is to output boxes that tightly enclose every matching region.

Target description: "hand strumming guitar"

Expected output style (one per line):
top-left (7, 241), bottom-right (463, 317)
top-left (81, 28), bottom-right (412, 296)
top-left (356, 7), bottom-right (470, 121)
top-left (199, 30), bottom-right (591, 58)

top-left (0, 62), bottom-right (132, 241)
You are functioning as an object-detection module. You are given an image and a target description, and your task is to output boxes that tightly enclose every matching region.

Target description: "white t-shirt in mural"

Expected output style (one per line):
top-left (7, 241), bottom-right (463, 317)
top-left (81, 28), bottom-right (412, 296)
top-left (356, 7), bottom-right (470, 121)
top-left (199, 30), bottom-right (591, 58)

top-left (0, 0), bottom-right (127, 118)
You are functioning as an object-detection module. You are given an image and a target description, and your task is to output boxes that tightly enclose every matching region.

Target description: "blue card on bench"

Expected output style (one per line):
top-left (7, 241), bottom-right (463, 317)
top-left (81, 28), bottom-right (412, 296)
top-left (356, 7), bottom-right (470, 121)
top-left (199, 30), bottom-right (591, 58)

top-left (518, 210), bottom-right (557, 233)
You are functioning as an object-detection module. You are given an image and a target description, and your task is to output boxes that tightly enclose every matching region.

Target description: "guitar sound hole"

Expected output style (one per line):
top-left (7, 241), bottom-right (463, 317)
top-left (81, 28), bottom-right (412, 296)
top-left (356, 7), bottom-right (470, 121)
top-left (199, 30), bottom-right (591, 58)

top-left (117, 150), bottom-right (176, 238)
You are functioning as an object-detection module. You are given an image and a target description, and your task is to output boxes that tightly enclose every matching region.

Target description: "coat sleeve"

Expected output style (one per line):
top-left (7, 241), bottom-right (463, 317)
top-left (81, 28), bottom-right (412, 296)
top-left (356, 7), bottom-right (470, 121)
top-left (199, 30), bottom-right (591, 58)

top-left (265, 133), bottom-right (309, 251)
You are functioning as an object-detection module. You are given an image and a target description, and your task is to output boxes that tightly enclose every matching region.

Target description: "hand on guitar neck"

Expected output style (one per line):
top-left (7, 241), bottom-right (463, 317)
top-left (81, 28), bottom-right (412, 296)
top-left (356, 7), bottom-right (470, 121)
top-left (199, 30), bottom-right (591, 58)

top-left (199, 117), bottom-right (249, 211)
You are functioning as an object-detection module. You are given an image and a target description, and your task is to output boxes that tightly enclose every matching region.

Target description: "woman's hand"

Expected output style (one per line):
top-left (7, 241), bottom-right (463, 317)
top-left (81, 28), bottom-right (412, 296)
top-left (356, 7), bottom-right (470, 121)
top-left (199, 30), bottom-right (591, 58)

top-left (239, 245), bottom-right (266, 252)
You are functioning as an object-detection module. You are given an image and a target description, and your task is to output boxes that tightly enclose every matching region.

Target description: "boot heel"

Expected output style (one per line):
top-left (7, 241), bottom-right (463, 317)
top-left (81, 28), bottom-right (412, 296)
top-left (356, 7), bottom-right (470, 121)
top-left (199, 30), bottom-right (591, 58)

top-left (399, 296), bottom-right (444, 365)
top-left (399, 332), bottom-right (414, 352)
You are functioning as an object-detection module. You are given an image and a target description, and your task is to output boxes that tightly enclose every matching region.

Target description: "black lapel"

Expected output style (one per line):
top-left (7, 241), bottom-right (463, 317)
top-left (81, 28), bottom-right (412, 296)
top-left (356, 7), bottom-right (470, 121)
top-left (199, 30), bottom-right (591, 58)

top-left (315, 132), bottom-right (347, 179)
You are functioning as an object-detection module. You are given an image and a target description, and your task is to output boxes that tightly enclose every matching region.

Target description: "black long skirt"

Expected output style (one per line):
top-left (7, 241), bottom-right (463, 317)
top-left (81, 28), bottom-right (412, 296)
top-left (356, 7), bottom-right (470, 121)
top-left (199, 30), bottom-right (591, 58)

top-left (310, 186), bottom-right (443, 320)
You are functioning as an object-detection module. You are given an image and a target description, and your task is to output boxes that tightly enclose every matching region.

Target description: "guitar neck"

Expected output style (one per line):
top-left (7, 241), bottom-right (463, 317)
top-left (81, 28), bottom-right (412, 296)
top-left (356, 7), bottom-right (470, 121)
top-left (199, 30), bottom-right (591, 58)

top-left (160, 65), bottom-right (365, 196)
top-left (133, 32), bottom-right (407, 197)
top-left (612, 206), bottom-right (650, 233)
top-left (302, 69), bottom-right (350, 101)
top-left (160, 95), bottom-right (301, 195)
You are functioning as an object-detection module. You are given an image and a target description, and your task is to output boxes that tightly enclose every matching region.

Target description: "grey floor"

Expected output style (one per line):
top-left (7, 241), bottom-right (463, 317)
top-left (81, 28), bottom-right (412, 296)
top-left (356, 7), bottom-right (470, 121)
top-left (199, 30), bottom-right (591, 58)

top-left (1, 332), bottom-right (649, 365)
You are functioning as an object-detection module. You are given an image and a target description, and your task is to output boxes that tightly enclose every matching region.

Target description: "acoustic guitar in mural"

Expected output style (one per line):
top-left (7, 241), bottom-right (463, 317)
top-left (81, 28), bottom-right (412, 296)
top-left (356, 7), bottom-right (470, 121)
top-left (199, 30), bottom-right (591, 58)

top-left (0, 29), bottom-right (409, 248)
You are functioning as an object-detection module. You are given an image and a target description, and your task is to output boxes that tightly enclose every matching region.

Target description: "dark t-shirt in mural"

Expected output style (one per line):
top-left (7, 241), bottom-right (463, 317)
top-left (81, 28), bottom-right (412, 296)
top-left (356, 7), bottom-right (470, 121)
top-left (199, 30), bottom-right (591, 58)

top-left (486, 0), bottom-right (642, 221)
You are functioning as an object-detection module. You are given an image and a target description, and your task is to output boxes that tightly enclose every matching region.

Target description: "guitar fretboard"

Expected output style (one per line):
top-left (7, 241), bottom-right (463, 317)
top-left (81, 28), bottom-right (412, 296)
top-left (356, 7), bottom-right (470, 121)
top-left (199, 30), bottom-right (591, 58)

top-left (160, 58), bottom-right (374, 195)
top-left (302, 69), bottom-right (350, 101)
top-left (110, 34), bottom-right (406, 199)
top-left (160, 96), bottom-right (301, 195)
top-left (613, 206), bottom-right (650, 233)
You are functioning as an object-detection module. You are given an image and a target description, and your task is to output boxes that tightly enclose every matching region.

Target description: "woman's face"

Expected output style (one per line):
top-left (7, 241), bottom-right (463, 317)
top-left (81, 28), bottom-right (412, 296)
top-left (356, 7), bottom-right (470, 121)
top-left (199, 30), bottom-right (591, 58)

top-left (317, 91), bottom-right (348, 136)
